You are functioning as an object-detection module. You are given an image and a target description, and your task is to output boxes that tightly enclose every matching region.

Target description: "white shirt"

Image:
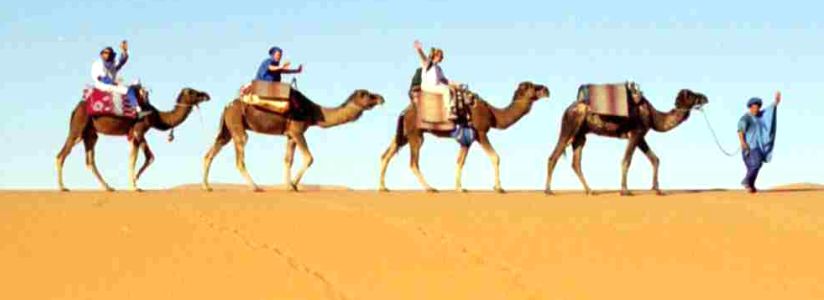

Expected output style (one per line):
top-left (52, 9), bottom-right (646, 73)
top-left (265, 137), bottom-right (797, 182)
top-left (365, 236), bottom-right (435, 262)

top-left (421, 61), bottom-right (447, 87)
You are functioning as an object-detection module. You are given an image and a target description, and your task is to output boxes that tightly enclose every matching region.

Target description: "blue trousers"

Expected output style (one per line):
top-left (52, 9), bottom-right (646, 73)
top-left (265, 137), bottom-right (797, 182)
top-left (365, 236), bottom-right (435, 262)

top-left (741, 148), bottom-right (764, 189)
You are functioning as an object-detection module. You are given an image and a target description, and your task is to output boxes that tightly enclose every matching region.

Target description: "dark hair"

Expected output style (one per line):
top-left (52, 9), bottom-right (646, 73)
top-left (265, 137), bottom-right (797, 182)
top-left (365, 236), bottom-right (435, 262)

top-left (100, 47), bottom-right (115, 63)
top-left (268, 46), bottom-right (283, 56)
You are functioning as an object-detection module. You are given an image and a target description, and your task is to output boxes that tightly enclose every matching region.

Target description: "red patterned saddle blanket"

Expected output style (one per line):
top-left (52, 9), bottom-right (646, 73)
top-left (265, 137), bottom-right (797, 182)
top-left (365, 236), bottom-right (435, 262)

top-left (83, 87), bottom-right (137, 118)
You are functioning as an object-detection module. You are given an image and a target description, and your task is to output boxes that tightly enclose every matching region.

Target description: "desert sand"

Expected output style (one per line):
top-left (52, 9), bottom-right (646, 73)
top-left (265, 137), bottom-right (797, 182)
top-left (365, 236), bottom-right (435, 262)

top-left (1, 186), bottom-right (823, 299)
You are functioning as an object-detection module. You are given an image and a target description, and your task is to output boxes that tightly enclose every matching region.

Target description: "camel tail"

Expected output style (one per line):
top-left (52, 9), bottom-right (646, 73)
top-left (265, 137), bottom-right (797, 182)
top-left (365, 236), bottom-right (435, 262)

top-left (394, 113), bottom-right (408, 146)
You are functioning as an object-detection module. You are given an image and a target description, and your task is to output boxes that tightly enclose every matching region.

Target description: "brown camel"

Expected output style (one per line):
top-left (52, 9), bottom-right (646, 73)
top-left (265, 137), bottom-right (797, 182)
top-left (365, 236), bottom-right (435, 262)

top-left (379, 82), bottom-right (550, 193)
top-left (544, 89), bottom-right (708, 196)
top-left (202, 89), bottom-right (384, 192)
top-left (56, 87), bottom-right (211, 191)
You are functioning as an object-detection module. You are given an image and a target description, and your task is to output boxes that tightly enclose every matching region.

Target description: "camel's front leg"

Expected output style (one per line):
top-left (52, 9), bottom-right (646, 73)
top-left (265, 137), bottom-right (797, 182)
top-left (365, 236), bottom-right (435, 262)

top-left (408, 135), bottom-right (436, 192)
top-left (638, 138), bottom-right (663, 195)
top-left (620, 135), bottom-right (641, 196)
top-left (290, 134), bottom-right (314, 190)
top-left (135, 141), bottom-right (155, 181)
top-left (476, 133), bottom-right (504, 193)
top-left (56, 135), bottom-right (82, 192)
top-left (83, 133), bottom-right (113, 192)
top-left (454, 145), bottom-right (470, 192)
top-left (233, 132), bottom-right (262, 192)
top-left (283, 137), bottom-right (297, 191)
top-left (128, 140), bottom-right (142, 192)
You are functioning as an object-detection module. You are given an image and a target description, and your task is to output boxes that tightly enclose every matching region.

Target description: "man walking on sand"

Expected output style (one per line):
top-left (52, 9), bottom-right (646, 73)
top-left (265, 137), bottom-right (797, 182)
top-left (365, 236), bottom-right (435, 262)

top-left (738, 91), bottom-right (781, 193)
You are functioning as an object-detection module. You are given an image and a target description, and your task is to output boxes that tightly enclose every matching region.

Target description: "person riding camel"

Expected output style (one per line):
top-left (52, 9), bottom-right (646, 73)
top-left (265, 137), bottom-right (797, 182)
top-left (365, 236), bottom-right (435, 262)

top-left (413, 40), bottom-right (462, 120)
top-left (256, 46), bottom-right (303, 82)
top-left (90, 40), bottom-right (148, 117)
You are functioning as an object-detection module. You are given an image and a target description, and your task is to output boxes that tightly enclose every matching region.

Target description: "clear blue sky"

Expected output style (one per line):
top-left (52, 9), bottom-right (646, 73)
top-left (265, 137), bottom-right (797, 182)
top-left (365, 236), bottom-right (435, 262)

top-left (1, 0), bottom-right (821, 190)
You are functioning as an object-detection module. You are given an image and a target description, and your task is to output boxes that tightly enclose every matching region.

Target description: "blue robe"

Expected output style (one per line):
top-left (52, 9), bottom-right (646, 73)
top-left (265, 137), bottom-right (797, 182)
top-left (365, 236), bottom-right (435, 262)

top-left (738, 104), bottom-right (778, 163)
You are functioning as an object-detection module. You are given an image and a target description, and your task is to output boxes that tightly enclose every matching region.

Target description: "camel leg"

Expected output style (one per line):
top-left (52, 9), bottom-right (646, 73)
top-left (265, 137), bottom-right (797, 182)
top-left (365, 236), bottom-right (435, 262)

top-left (454, 145), bottom-right (470, 192)
top-left (202, 124), bottom-right (232, 191)
top-left (128, 139), bottom-right (142, 192)
top-left (620, 135), bottom-right (641, 196)
top-left (232, 132), bottom-right (262, 192)
top-left (545, 107), bottom-right (586, 195)
top-left (56, 134), bottom-right (82, 192)
top-left (408, 134), bottom-right (436, 192)
top-left (476, 133), bottom-right (504, 193)
top-left (283, 137), bottom-right (297, 191)
top-left (379, 139), bottom-right (403, 192)
top-left (83, 132), bottom-right (113, 192)
top-left (135, 141), bottom-right (155, 181)
top-left (570, 135), bottom-right (592, 195)
top-left (638, 138), bottom-right (663, 195)
top-left (56, 107), bottom-right (87, 192)
top-left (290, 134), bottom-right (314, 190)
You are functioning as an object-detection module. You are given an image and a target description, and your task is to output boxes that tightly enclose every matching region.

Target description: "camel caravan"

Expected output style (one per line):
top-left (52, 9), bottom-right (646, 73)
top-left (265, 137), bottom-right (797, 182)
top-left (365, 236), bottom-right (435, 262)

top-left (59, 39), bottom-right (790, 195)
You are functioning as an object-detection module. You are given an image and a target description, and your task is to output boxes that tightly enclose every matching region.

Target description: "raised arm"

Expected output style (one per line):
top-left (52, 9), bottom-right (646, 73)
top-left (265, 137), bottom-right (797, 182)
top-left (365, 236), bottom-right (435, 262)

top-left (115, 40), bottom-right (129, 71)
top-left (413, 40), bottom-right (428, 67)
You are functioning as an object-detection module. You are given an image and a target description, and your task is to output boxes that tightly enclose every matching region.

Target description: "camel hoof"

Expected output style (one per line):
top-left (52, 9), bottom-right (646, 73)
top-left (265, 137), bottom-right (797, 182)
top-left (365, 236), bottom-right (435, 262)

top-left (104, 187), bottom-right (115, 192)
top-left (378, 187), bottom-right (390, 193)
top-left (544, 189), bottom-right (554, 196)
top-left (287, 184), bottom-right (299, 192)
top-left (494, 187), bottom-right (506, 194)
top-left (251, 187), bottom-right (264, 193)
top-left (456, 188), bottom-right (468, 193)
top-left (653, 189), bottom-right (665, 196)
top-left (202, 185), bottom-right (214, 192)
top-left (59, 187), bottom-right (70, 192)
top-left (425, 188), bottom-right (439, 193)
top-left (584, 189), bottom-right (593, 196)
top-left (620, 190), bottom-right (633, 197)
top-left (131, 188), bottom-right (144, 193)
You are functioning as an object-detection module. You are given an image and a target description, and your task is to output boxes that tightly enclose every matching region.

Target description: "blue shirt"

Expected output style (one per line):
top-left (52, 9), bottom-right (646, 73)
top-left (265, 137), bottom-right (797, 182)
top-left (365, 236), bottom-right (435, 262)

top-left (738, 104), bottom-right (778, 162)
top-left (255, 58), bottom-right (281, 82)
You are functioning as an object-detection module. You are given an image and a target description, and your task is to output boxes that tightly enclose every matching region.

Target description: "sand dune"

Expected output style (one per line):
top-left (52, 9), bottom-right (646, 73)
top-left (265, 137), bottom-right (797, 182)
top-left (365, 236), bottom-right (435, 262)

top-left (1, 188), bottom-right (823, 299)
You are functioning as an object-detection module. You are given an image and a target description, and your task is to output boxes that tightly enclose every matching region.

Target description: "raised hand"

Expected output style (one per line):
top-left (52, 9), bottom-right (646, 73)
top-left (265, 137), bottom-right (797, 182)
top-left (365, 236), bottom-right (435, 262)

top-left (775, 90), bottom-right (782, 105)
top-left (120, 40), bottom-right (128, 52)
top-left (296, 64), bottom-right (303, 73)
top-left (413, 40), bottom-right (422, 50)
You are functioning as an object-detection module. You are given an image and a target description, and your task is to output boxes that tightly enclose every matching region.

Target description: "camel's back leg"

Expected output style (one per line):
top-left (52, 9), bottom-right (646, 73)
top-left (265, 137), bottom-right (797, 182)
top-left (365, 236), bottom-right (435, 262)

top-left (545, 105), bottom-right (587, 194)
top-left (570, 134), bottom-right (591, 194)
top-left (82, 130), bottom-right (113, 192)
top-left (378, 115), bottom-right (410, 192)
top-left (638, 138), bottom-right (663, 195)
top-left (202, 113), bottom-right (233, 191)
top-left (56, 105), bottom-right (87, 191)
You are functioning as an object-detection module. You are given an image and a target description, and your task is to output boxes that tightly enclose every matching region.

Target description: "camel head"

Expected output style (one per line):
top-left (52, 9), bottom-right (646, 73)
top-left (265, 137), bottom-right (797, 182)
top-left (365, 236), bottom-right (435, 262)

top-left (176, 88), bottom-right (211, 107)
top-left (513, 81), bottom-right (550, 102)
top-left (674, 89), bottom-right (708, 110)
top-left (348, 89), bottom-right (385, 110)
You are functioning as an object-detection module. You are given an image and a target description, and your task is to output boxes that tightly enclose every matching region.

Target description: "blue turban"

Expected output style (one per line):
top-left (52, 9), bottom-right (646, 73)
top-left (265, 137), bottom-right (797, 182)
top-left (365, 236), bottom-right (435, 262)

top-left (747, 97), bottom-right (763, 108)
top-left (268, 46), bottom-right (283, 56)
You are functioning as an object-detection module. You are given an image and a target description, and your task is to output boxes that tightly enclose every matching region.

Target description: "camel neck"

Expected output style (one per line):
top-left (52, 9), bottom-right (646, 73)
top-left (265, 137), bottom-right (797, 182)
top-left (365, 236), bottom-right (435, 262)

top-left (316, 101), bottom-right (364, 128)
top-left (488, 97), bottom-right (533, 129)
top-left (156, 103), bottom-right (194, 130)
top-left (651, 105), bottom-right (690, 132)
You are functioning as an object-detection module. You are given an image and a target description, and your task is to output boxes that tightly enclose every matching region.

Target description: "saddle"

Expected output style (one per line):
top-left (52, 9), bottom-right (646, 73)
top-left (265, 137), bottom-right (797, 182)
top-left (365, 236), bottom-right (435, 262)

top-left (83, 86), bottom-right (137, 119)
top-left (240, 80), bottom-right (292, 114)
top-left (578, 81), bottom-right (643, 117)
top-left (410, 85), bottom-right (474, 131)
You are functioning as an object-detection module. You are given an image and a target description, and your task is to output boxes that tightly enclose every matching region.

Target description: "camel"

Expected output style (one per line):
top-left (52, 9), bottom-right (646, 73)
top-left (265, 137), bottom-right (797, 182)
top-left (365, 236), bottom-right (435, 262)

top-left (544, 89), bottom-right (708, 196)
top-left (56, 87), bottom-right (211, 191)
top-left (379, 81), bottom-right (550, 193)
top-left (202, 89), bottom-right (384, 192)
